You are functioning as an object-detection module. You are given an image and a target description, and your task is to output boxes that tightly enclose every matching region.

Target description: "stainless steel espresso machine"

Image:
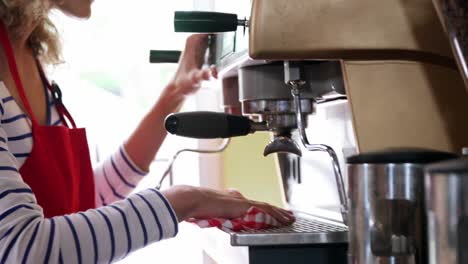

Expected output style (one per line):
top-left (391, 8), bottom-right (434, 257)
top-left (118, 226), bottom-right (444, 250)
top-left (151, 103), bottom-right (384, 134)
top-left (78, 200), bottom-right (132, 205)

top-left (151, 0), bottom-right (468, 263)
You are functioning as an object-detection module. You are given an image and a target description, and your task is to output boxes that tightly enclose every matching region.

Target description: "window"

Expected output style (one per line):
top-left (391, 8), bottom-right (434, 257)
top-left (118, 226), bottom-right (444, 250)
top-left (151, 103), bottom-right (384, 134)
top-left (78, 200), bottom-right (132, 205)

top-left (49, 1), bottom-right (216, 263)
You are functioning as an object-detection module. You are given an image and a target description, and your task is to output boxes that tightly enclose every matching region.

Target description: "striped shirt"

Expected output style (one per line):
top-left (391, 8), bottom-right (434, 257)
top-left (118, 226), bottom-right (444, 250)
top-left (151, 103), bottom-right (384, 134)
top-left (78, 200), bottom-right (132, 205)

top-left (0, 82), bottom-right (179, 263)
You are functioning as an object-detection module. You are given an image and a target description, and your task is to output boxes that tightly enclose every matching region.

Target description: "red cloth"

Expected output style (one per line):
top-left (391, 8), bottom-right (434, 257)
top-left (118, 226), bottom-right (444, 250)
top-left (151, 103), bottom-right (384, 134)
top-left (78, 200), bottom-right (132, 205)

top-left (0, 21), bottom-right (96, 218)
top-left (187, 207), bottom-right (281, 232)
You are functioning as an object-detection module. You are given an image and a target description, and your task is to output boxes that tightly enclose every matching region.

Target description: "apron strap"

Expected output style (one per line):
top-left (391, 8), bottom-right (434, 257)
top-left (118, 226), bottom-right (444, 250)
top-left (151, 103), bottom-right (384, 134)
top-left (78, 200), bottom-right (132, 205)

top-left (0, 21), bottom-right (39, 127)
top-left (51, 83), bottom-right (77, 129)
top-left (36, 61), bottom-right (77, 129)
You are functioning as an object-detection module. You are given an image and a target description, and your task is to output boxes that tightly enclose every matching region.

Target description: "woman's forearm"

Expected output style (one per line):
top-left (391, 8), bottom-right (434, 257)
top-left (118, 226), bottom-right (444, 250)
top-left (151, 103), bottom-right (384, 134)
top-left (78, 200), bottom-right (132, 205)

top-left (124, 83), bottom-right (186, 172)
top-left (161, 185), bottom-right (200, 221)
top-left (123, 35), bottom-right (214, 172)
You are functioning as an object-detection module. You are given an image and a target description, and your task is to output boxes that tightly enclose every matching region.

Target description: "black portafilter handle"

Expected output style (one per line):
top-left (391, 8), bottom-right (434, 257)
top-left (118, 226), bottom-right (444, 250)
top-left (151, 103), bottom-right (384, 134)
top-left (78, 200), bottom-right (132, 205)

top-left (165, 111), bottom-right (253, 139)
top-left (149, 50), bottom-right (181, 63)
top-left (174, 11), bottom-right (241, 33)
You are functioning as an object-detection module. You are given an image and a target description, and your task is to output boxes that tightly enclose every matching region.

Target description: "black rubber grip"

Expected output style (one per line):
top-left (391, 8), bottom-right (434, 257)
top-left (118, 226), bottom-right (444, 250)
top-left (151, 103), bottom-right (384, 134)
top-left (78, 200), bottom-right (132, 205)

top-left (149, 50), bottom-right (181, 63)
top-left (347, 148), bottom-right (459, 164)
top-left (165, 111), bottom-right (252, 139)
top-left (174, 11), bottom-right (239, 33)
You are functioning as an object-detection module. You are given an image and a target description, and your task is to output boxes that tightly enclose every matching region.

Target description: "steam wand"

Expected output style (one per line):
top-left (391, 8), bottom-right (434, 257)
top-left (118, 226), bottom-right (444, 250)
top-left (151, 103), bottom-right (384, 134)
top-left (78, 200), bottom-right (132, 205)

top-left (156, 138), bottom-right (231, 190)
top-left (284, 61), bottom-right (349, 226)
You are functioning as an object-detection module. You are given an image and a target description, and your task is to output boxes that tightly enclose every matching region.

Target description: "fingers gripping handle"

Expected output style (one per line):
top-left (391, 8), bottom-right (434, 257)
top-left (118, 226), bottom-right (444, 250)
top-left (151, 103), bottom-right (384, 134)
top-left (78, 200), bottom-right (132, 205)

top-left (165, 111), bottom-right (253, 139)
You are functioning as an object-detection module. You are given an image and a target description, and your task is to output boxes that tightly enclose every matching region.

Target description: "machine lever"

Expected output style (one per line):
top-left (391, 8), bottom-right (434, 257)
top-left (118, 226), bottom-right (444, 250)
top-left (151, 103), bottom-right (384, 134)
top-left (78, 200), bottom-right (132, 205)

top-left (149, 50), bottom-right (181, 63)
top-left (174, 11), bottom-right (248, 33)
top-left (165, 111), bottom-right (257, 139)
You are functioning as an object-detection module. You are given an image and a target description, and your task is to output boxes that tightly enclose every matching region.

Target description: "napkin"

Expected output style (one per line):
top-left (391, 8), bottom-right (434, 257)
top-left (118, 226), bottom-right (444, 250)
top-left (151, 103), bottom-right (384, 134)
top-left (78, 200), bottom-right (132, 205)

top-left (187, 206), bottom-right (282, 232)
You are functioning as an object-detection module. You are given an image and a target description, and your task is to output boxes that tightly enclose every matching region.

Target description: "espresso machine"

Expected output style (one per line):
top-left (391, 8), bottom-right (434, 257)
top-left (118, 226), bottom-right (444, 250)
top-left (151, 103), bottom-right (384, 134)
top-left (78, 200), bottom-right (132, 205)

top-left (151, 0), bottom-right (468, 263)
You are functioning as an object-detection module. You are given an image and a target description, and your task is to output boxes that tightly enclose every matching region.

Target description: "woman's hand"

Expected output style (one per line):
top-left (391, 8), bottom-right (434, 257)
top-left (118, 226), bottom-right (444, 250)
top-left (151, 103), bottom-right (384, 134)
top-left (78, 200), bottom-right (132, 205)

top-left (162, 185), bottom-right (296, 225)
top-left (169, 34), bottom-right (217, 99)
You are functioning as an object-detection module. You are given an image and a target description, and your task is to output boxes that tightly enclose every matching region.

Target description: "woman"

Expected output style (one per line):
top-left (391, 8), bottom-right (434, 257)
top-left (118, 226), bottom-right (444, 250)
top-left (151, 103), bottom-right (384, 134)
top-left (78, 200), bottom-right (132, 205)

top-left (0, 0), bottom-right (295, 263)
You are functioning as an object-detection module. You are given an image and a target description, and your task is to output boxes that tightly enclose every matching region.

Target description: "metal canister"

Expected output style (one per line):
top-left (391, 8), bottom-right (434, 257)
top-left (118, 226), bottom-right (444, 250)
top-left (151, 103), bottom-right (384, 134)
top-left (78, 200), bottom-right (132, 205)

top-left (347, 149), bottom-right (458, 264)
top-left (425, 157), bottom-right (468, 264)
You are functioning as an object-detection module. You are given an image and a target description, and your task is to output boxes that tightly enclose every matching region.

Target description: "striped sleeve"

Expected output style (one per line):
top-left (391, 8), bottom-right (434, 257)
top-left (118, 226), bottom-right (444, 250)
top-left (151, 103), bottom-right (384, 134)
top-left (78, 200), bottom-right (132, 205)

top-left (94, 146), bottom-right (148, 206)
top-left (0, 119), bottom-right (179, 263)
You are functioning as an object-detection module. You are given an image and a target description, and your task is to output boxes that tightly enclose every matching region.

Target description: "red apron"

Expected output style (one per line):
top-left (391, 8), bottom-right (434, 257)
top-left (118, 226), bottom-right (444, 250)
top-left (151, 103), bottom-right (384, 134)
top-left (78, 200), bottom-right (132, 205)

top-left (0, 22), bottom-right (96, 218)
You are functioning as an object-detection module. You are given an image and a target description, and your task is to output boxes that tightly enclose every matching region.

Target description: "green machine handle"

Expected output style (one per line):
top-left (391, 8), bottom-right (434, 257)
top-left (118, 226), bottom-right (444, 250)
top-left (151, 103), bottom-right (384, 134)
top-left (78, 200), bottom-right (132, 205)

top-left (149, 50), bottom-right (181, 63)
top-left (174, 11), bottom-right (246, 33)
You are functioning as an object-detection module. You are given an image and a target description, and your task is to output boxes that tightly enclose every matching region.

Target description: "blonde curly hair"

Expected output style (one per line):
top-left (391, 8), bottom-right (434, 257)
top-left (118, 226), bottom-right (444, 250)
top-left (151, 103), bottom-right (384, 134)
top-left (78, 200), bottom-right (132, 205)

top-left (0, 0), bottom-right (61, 64)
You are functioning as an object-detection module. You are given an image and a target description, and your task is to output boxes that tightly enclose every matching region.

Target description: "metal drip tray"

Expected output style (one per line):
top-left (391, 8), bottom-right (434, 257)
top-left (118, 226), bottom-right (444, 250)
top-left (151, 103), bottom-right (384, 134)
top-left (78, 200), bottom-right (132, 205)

top-left (228, 216), bottom-right (348, 246)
